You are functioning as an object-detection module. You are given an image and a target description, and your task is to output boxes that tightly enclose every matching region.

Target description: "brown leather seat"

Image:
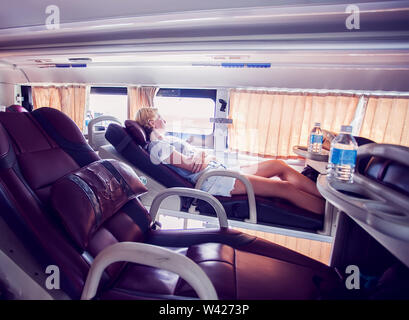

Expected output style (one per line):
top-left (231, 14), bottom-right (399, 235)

top-left (0, 108), bottom-right (340, 299)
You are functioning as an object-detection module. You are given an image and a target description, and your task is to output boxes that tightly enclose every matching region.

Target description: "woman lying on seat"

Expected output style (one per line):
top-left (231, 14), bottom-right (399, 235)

top-left (135, 107), bottom-right (325, 214)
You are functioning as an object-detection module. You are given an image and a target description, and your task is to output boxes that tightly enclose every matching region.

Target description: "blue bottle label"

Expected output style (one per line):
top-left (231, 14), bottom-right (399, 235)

top-left (310, 134), bottom-right (323, 144)
top-left (330, 148), bottom-right (357, 166)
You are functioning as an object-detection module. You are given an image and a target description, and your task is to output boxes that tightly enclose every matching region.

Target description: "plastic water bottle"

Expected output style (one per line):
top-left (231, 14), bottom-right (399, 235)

top-left (327, 125), bottom-right (358, 183)
top-left (308, 122), bottom-right (323, 154)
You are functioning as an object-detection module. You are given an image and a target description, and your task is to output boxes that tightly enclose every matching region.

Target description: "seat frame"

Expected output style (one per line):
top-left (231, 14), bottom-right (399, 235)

top-left (87, 115), bottom-right (122, 151)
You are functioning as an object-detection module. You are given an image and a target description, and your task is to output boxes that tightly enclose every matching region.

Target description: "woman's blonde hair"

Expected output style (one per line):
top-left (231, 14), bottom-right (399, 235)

top-left (135, 107), bottom-right (159, 139)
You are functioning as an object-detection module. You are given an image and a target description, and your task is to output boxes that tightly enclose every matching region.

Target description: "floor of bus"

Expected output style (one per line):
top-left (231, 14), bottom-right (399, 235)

top-left (157, 214), bottom-right (332, 266)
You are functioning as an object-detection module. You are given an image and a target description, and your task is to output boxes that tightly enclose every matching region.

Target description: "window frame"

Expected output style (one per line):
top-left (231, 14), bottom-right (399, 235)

top-left (90, 86), bottom-right (127, 96)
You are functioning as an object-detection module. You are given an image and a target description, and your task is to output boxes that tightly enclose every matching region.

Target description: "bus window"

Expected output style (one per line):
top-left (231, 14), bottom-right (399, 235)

top-left (88, 87), bottom-right (127, 127)
top-left (154, 89), bottom-right (216, 148)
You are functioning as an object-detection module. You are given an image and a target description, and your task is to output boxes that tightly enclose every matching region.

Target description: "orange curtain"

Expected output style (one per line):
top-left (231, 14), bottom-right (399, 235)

top-left (32, 85), bottom-right (87, 131)
top-left (359, 97), bottom-right (409, 147)
top-left (127, 86), bottom-right (158, 120)
top-left (228, 90), bottom-right (359, 158)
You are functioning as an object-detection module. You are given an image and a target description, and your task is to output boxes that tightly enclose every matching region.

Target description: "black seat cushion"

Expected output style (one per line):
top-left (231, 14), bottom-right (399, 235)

top-left (196, 195), bottom-right (323, 231)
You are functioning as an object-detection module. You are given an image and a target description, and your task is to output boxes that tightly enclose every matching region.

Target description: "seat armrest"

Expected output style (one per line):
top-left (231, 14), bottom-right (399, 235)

top-left (149, 187), bottom-right (229, 228)
top-left (195, 170), bottom-right (257, 223)
top-left (81, 242), bottom-right (218, 300)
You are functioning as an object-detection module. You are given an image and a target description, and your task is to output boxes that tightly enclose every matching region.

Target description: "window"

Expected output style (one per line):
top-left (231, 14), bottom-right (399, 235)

top-left (154, 89), bottom-right (216, 148)
top-left (88, 87), bottom-right (127, 126)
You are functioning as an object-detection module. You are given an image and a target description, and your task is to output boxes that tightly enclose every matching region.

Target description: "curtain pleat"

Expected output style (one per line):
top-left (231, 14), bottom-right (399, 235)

top-left (228, 90), bottom-right (359, 158)
top-left (127, 86), bottom-right (158, 120)
top-left (32, 85), bottom-right (87, 131)
top-left (360, 97), bottom-right (409, 146)
top-left (32, 86), bottom-right (61, 111)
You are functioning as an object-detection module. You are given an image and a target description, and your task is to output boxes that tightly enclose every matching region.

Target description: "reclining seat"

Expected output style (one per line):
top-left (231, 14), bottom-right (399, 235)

top-left (6, 104), bottom-right (28, 113)
top-left (105, 121), bottom-right (323, 231)
top-left (0, 108), bottom-right (340, 299)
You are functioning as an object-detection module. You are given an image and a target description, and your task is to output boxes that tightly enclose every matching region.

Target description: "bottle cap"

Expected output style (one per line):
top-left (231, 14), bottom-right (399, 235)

top-left (314, 122), bottom-right (321, 127)
top-left (340, 125), bottom-right (352, 133)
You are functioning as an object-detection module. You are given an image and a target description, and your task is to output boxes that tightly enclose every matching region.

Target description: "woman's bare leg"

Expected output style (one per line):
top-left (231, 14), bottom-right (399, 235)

top-left (231, 173), bottom-right (325, 214)
top-left (240, 159), bottom-right (322, 198)
top-left (240, 159), bottom-right (289, 177)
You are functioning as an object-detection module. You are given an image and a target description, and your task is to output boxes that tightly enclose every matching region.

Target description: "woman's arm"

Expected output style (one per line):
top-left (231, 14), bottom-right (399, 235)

top-left (322, 130), bottom-right (337, 150)
top-left (189, 145), bottom-right (216, 162)
top-left (149, 139), bottom-right (212, 173)
top-left (166, 150), bottom-right (210, 173)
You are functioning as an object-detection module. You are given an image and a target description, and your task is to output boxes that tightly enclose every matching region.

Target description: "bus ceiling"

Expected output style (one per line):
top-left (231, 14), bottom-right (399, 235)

top-left (0, 0), bottom-right (408, 91)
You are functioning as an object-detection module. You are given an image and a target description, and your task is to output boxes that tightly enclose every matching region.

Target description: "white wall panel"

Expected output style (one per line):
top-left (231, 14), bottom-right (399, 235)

top-left (0, 83), bottom-right (16, 107)
top-left (21, 65), bottom-right (409, 92)
top-left (0, 67), bottom-right (26, 107)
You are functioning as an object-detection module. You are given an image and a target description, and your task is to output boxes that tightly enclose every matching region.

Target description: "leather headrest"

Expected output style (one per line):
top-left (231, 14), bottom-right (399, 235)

top-left (125, 120), bottom-right (147, 146)
top-left (364, 156), bottom-right (409, 197)
top-left (6, 105), bottom-right (28, 113)
top-left (51, 159), bottom-right (148, 249)
top-left (0, 124), bottom-right (15, 169)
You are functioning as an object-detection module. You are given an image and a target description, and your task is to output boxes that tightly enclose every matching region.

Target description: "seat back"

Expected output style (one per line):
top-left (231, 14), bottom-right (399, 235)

top-left (0, 108), bottom-right (152, 298)
top-left (6, 105), bottom-right (28, 113)
top-left (358, 145), bottom-right (409, 197)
